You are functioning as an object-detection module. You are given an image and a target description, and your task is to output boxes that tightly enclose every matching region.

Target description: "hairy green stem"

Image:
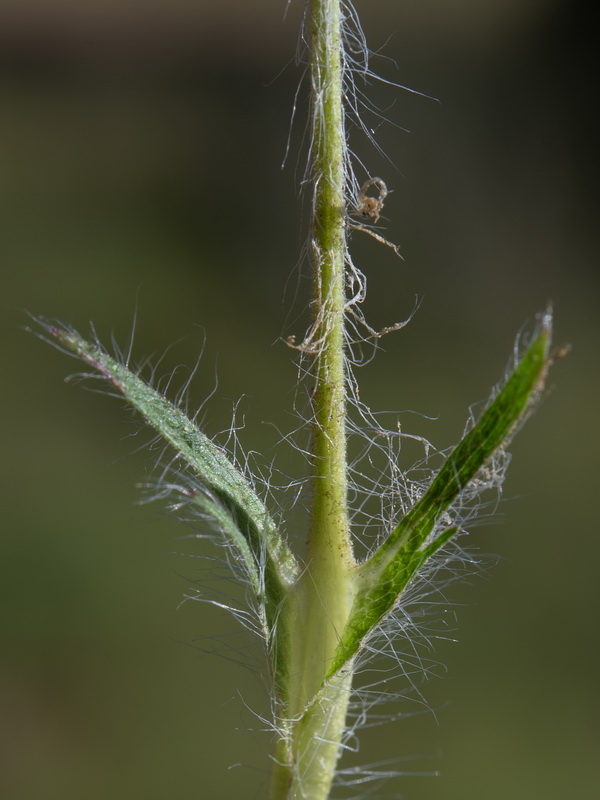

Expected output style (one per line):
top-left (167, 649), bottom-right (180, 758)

top-left (308, 0), bottom-right (351, 570)
top-left (268, 1), bottom-right (355, 797)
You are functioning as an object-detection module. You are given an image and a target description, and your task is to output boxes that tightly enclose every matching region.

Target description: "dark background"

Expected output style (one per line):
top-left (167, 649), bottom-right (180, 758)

top-left (2, 1), bottom-right (598, 798)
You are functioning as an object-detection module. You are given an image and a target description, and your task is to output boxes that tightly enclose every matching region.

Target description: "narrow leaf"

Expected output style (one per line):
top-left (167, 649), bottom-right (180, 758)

top-left (327, 311), bottom-right (553, 678)
top-left (43, 321), bottom-right (299, 630)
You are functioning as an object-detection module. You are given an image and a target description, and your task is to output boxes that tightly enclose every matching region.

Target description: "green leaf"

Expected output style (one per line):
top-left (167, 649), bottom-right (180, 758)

top-left (327, 311), bottom-right (553, 678)
top-left (43, 321), bottom-right (299, 634)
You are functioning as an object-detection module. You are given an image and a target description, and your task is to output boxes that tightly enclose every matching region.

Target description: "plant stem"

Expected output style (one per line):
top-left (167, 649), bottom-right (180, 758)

top-left (308, 0), bottom-right (352, 576)
top-left (268, 1), bottom-right (356, 797)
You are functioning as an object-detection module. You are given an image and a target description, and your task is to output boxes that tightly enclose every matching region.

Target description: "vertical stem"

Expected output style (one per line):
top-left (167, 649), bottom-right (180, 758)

top-left (269, 1), bottom-right (356, 798)
top-left (309, 0), bottom-right (352, 579)
top-left (304, 0), bottom-right (355, 715)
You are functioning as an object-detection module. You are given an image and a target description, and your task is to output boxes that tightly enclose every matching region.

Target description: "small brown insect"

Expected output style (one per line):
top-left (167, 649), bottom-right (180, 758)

top-left (354, 177), bottom-right (388, 223)
top-left (348, 176), bottom-right (402, 259)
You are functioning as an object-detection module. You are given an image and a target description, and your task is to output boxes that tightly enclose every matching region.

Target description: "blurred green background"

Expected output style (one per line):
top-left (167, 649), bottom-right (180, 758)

top-left (2, 1), bottom-right (598, 798)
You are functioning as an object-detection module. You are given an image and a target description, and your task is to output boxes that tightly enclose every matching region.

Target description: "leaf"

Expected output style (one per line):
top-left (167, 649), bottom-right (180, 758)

top-left (42, 321), bottom-right (299, 634)
top-left (327, 311), bottom-right (553, 678)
